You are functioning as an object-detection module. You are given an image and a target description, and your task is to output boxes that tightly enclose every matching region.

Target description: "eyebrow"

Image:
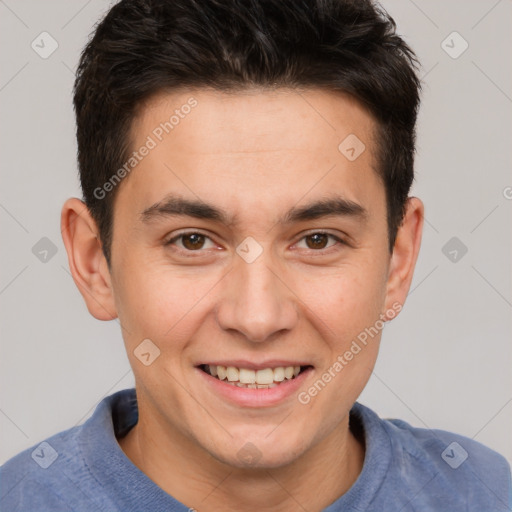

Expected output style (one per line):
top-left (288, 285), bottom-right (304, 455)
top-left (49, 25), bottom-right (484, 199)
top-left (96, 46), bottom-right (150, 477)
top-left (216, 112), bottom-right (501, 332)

top-left (140, 194), bottom-right (368, 226)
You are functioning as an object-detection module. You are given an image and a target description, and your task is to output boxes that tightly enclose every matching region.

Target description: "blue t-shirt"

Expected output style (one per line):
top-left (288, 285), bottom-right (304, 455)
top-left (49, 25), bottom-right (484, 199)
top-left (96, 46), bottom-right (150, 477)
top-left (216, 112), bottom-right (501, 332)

top-left (1, 388), bottom-right (510, 511)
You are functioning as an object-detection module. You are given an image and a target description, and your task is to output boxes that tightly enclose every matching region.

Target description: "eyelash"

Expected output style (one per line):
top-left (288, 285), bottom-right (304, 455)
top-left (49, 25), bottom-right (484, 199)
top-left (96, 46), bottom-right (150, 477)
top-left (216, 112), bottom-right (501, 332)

top-left (164, 230), bottom-right (346, 256)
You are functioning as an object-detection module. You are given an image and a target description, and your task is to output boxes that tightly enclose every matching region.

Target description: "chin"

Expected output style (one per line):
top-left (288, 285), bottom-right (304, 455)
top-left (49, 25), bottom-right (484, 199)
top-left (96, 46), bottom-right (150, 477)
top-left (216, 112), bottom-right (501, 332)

top-left (206, 433), bottom-right (309, 470)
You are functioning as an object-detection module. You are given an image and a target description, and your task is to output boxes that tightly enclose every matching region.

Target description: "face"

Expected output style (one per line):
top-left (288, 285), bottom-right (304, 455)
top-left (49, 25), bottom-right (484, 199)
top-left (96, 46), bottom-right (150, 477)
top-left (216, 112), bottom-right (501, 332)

top-left (103, 88), bottom-right (403, 468)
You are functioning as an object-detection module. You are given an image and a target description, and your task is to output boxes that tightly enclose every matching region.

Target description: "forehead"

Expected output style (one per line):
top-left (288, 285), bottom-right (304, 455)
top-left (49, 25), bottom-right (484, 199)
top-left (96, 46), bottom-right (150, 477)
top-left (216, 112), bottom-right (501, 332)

top-left (117, 87), bottom-right (383, 225)
top-left (134, 87), bottom-right (376, 155)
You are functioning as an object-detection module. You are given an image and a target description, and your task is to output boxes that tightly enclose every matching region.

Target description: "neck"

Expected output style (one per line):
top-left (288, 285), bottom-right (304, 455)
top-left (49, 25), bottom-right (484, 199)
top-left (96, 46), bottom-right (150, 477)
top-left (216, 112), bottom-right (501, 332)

top-left (118, 399), bottom-right (364, 512)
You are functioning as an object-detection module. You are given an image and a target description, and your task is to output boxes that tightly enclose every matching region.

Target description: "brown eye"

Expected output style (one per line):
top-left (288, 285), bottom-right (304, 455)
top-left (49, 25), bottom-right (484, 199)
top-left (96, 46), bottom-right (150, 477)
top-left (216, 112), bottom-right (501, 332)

top-left (181, 233), bottom-right (206, 250)
top-left (166, 232), bottom-right (216, 252)
top-left (295, 232), bottom-right (344, 252)
top-left (305, 233), bottom-right (330, 250)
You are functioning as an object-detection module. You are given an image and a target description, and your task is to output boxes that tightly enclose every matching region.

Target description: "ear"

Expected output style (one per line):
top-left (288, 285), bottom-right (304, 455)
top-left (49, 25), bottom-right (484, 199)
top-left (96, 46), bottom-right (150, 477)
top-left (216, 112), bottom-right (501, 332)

top-left (383, 197), bottom-right (424, 318)
top-left (61, 198), bottom-right (118, 321)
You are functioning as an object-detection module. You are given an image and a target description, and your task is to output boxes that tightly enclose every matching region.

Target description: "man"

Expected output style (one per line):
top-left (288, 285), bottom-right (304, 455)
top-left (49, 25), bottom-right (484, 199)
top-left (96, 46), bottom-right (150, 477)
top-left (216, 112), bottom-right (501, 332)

top-left (1, 0), bottom-right (510, 510)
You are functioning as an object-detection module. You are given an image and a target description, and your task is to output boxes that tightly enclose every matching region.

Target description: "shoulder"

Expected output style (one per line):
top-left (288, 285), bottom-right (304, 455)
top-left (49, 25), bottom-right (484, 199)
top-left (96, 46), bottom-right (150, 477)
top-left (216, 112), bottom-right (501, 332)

top-left (384, 414), bottom-right (512, 509)
top-left (0, 391), bottom-right (129, 512)
top-left (0, 426), bottom-right (88, 511)
top-left (354, 403), bottom-right (512, 510)
top-left (384, 413), bottom-right (510, 474)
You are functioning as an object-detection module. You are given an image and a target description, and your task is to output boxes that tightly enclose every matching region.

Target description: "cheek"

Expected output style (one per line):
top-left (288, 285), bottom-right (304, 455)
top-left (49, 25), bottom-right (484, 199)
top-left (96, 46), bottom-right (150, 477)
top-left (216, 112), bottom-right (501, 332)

top-left (298, 258), bottom-right (387, 338)
top-left (113, 261), bottom-right (222, 347)
top-left (295, 267), bottom-right (385, 422)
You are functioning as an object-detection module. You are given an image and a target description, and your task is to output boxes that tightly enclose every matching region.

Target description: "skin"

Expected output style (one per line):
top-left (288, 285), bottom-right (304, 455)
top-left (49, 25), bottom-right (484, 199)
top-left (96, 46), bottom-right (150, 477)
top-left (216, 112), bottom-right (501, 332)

top-left (61, 87), bottom-right (423, 512)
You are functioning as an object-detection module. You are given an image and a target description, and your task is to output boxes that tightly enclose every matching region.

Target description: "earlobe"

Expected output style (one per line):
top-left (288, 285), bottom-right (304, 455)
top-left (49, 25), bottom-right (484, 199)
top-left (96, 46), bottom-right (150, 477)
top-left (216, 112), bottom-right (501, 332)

top-left (383, 197), bottom-right (424, 319)
top-left (60, 198), bottom-right (118, 321)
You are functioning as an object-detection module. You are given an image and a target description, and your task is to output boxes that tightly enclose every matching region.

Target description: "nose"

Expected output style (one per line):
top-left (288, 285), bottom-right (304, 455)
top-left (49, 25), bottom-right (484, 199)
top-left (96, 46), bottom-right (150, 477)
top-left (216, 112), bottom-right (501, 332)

top-left (215, 252), bottom-right (298, 343)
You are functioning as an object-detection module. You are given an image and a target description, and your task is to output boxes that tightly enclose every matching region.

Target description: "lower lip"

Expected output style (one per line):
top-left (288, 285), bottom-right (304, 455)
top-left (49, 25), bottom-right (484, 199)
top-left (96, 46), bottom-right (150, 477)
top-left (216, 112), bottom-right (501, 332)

top-left (196, 367), bottom-right (314, 408)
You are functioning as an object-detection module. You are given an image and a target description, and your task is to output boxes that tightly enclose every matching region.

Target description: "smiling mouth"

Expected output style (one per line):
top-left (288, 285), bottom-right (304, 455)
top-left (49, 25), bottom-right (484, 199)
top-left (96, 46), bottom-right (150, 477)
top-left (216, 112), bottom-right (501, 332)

top-left (199, 364), bottom-right (312, 389)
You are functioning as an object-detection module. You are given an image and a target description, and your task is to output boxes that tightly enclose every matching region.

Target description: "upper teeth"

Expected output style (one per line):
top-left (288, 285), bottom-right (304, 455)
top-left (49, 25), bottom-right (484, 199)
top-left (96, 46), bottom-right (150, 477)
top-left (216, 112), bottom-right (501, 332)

top-left (207, 365), bottom-right (301, 384)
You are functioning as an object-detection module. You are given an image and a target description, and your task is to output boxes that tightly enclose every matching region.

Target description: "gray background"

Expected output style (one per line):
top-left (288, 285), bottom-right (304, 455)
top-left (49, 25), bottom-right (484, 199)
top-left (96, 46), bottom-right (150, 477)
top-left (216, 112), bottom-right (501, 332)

top-left (0, 0), bottom-right (511, 469)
